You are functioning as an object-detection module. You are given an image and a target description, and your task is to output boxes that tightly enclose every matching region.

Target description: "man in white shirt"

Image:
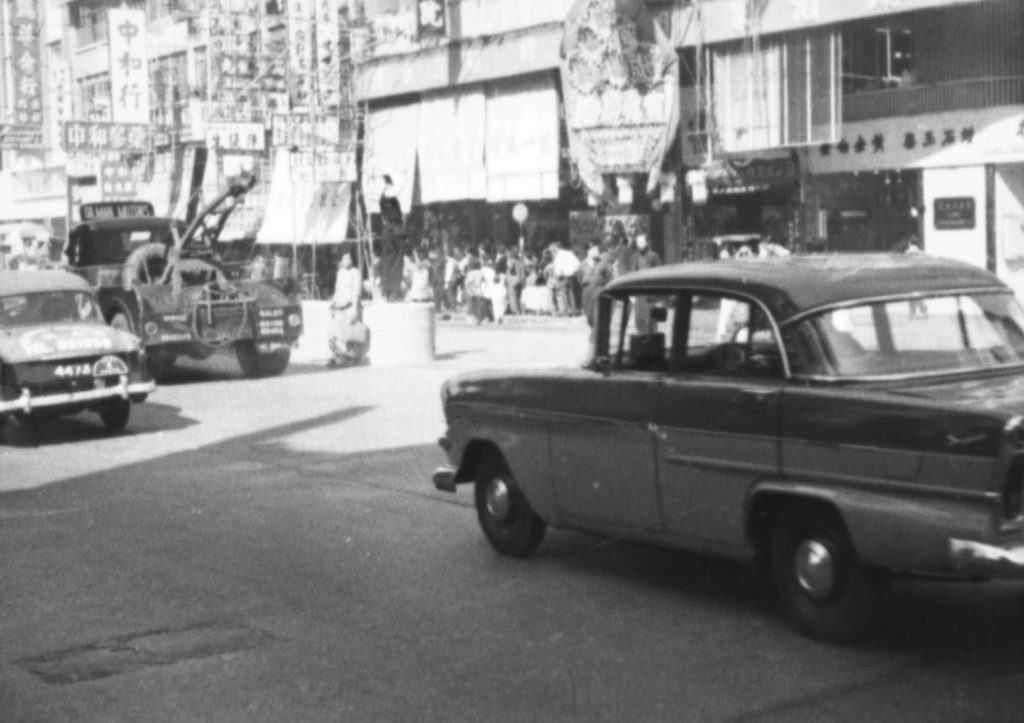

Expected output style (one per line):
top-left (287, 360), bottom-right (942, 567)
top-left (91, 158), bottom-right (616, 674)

top-left (552, 242), bottom-right (581, 316)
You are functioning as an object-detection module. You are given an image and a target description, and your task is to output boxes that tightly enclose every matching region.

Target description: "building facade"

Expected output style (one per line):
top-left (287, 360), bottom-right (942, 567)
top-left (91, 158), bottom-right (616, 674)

top-left (680, 0), bottom-right (1024, 294)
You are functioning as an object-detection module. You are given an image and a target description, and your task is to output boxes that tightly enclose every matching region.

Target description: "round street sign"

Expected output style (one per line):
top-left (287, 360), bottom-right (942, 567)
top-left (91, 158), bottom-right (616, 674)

top-left (512, 203), bottom-right (529, 224)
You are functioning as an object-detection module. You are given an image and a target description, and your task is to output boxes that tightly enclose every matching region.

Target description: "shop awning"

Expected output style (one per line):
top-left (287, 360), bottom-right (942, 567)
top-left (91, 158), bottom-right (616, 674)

top-left (417, 89), bottom-right (486, 203)
top-left (362, 104), bottom-right (419, 215)
top-left (485, 75), bottom-right (560, 202)
top-left (256, 148), bottom-right (352, 245)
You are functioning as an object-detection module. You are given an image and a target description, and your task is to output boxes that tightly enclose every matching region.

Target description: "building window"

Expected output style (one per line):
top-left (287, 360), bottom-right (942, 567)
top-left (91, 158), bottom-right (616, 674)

top-left (842, 26), bottom-right (915, 94)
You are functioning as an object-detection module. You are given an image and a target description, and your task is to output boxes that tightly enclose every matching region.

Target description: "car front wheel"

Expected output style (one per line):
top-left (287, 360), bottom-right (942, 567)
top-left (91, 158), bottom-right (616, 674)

top-left (771, 502), bottom-right (884, 644)
top-left (474, 456), bottom-right (546, 558)
top-left (99, 398), bottom-right (131, 432)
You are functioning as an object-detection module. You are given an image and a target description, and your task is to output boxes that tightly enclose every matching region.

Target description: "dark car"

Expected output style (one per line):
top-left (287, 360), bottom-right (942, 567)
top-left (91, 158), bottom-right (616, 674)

top-left (0, 270), bottom-right (154, 435)
top-left (433, 253), bottom-right (1024, 643)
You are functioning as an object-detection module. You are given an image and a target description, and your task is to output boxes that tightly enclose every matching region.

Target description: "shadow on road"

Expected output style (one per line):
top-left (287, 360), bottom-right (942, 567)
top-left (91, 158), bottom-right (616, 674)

top-left (0, 400), bottom-right (197, 448)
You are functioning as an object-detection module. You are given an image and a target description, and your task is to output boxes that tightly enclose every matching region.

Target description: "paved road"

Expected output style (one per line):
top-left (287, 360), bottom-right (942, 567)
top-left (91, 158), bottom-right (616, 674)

top-left (2, 319), bottom-right (1024, 722)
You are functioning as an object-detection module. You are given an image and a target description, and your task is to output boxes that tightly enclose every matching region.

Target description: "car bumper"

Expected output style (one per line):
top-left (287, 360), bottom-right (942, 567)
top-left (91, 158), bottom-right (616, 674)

top-left (0, 377), bottom-right (156, 415)
top-left (949, 538), bottom-right (1024, 579)
top-left (432, 465), bottom-right (456, 493)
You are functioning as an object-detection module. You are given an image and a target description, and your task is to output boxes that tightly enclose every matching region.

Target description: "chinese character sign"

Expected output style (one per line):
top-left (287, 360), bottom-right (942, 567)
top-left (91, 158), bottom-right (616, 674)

top-left (288, 0), bottom-right (315, 108)
top-left (108, 8), bottom-right (150, 123)
top-left (315, 0), bottom-right (342, 108)
top-left (417, 0), bottom-right (446, 40)
top-left (10, 0), bottom-right (43, 129)
top-left (62, 121), bottom-right (151, 153)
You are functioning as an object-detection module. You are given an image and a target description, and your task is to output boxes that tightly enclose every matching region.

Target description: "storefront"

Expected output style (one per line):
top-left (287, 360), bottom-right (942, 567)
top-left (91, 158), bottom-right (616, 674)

top-left (686, 155), bottom-right (802, 258)
top-left (360, 73), bottom-right (566, 253)
top-left (803, 106), bottom-right (1024, 297)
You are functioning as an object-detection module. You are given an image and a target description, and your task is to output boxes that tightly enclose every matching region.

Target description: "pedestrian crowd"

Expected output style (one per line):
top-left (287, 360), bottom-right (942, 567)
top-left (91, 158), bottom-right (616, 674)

top-left (354, 229), bottom-right (664, 327)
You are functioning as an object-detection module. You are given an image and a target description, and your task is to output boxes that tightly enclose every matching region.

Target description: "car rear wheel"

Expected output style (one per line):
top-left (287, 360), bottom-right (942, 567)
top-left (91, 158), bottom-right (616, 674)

top-left (771, 502), bottom-right (884, 644)
top-left (99, 398), bottom-right (130, 432)
top-left (474, 456), bottom-right (546, 558)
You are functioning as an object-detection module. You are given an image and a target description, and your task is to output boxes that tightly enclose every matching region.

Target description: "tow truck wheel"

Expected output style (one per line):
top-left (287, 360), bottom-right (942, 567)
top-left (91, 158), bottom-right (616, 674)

top-left (236, 342), bottom-right (290, 378)
top-left (99, 398), bottom-right (130, 432)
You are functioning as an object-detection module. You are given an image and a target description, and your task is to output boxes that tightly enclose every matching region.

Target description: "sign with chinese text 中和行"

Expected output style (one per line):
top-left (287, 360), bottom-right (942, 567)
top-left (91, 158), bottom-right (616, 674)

top-left (62, 121), bottom-right (151, 153)
top-left (934, 197), bottom-right (976, 230)
top-left (108, 8), bottom-right (150, 124)
top-left (10, 0), bottom-right (43, 132)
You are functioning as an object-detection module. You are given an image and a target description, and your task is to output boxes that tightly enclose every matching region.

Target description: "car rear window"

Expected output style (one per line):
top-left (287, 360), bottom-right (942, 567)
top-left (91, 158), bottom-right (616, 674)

top-left (790, 291), bottom-right (1024, 377)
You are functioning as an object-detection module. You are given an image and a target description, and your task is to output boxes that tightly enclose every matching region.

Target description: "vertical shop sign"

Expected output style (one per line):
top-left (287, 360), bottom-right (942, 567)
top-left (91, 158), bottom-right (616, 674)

top-left (417, 0), bottom-right (446, 39)
top-left (7, 0), bottom-right (43, 146)
top-left (288, 0), bottom-right (315, 109)
top-left (208, 0), bottom-right (263, 121)
top-left (108, 8), bottom-right (150, 124)
top-left (315, 0), bottom-right (341, 108)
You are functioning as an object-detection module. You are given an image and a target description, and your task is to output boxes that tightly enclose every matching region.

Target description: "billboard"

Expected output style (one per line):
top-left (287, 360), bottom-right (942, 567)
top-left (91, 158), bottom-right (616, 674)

top-left (560, 0), bottom-right (680, 200)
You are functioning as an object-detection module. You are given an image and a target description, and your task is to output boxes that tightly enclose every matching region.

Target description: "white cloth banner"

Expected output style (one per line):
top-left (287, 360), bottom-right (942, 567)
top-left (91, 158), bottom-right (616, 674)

top-left (485, 77), bottom-right (560, 202)
top-left (257, 148), bottom-right (352, 244)
top-left (417, 90), bottom-right (487, 203)
top-left (363, 104), bottom-right (420, 214)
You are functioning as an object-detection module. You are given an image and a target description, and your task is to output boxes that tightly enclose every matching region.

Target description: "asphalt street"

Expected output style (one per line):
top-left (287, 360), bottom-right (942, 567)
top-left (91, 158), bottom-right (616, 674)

top-left (2, 317), bottom-right (1024, 722)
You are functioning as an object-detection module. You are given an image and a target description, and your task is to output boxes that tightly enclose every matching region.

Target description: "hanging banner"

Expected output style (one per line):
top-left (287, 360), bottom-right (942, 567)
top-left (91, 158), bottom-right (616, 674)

top-left (417, 89), bottom-right (486, 203)
top-left (485, 78), bottom-right (559, 202)
top-left (108, 8), bottom-right (150, 124)
top-left (9, 0), bottom-right (43, 145)
top-left (560, 0), bottom-right (680, 199)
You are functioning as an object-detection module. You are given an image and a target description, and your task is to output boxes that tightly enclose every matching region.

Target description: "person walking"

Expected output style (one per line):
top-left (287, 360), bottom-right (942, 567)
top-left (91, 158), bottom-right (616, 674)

top-left (580, 242), bottom-right (613, 365)
top-left (505, 248), bottom-right (524, 315)
top-left (328, 252), bottom-right (365, 367)
top-left (629, 233), bottom-right (661, 334)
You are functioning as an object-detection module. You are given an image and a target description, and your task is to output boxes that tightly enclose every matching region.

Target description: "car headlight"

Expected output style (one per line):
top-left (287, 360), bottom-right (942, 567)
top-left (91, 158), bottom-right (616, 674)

top-left (287, 313), bottom-right (301, 327)
top-left (143, 321), bottom-right (159, 340)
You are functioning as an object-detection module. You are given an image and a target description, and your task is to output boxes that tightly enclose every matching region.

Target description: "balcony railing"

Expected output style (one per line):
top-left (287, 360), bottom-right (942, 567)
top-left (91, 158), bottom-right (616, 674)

top-left (843, 76), bottom-right (1024, 122)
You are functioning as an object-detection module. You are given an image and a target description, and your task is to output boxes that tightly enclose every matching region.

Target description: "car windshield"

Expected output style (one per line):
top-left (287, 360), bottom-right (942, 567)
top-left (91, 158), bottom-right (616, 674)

top-left (789, 291), bottom-right (1024, 378)
top-left (0, 290), bottom-right (103, 327)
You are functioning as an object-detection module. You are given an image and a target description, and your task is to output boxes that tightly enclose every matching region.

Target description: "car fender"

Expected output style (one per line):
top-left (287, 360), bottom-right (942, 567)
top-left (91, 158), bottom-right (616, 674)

top-left (749, 479), bottom-right (999, 574)
top-left (447, 411), bottom-right (559, 524)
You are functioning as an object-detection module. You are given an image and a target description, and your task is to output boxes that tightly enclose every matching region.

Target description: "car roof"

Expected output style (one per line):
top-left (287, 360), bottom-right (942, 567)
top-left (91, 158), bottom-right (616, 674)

top-left (0, 270), bottom-right (93, 295)
top-left (605, 253), bottom-right (1007, 323)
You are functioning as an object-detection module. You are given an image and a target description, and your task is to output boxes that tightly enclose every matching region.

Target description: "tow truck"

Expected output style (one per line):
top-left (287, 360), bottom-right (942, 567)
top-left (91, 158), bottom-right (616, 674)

top-left (64, 174), bottom-right (303, 380)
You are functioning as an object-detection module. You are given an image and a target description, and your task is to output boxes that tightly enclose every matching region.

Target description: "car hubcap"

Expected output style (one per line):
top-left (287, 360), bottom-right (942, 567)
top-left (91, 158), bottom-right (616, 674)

top-left (794, 539), bottom-right (836, 600)
top-left (486, 477), bottom-right (510, 522)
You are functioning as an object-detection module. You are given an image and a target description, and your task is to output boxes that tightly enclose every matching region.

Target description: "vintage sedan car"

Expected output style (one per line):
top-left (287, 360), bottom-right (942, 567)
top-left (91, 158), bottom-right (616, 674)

top-left (0, 270), bottom-right (154, 435)
top-left (433, 253), bottom-right (1024, 643)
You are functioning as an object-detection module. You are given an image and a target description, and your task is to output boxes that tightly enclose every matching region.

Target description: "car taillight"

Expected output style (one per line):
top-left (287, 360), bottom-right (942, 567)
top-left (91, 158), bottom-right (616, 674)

top-left (1002, 456), bottom-right (1024, 520)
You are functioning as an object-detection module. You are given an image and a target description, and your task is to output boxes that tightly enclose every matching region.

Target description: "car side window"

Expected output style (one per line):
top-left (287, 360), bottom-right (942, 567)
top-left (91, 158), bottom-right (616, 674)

top-left (680, 294), bottom-right (784, 378)
top-left (608, 293), bottom-right (676, 372)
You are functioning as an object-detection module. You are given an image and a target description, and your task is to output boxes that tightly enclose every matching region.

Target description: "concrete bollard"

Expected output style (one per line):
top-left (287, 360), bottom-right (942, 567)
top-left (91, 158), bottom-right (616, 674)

top-left (362, 301), bottom-right (436, 366)
top-left (293, 300), bottom-right (333, 364)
